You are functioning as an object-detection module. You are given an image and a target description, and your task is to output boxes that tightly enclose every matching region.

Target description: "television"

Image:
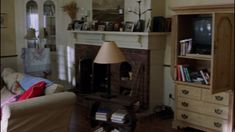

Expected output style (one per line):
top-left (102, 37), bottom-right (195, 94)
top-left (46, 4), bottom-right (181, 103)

top-left (192, 15), bottom-right (212, 54)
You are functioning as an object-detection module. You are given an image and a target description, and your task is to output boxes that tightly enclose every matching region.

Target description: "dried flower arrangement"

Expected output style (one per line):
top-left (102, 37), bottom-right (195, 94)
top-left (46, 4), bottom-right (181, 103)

top-left (62, 1), bottom-right (78, 21)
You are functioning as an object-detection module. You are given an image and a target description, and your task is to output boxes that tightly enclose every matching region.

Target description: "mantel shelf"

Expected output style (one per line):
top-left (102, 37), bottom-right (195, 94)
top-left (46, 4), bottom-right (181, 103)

top-left (69, 30), bottom-right (169, 49)
top-left (69, 30), bottom-right (170, 36)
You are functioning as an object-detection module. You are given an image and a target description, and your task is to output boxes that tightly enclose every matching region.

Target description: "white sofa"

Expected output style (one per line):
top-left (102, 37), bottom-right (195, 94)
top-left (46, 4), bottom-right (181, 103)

top-left (1, 68), bottom-right (76, 132)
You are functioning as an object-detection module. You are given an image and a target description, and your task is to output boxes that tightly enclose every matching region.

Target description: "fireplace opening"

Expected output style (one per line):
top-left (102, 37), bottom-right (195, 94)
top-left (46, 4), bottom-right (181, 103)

top-left (120, 62), bottom-right (132, 81)
top-left (78, 58), bottom-right (93, 93)
top-left (78, 57), bottom-right (108, 94)
top-left (92, 63), bottom-right (107, 93)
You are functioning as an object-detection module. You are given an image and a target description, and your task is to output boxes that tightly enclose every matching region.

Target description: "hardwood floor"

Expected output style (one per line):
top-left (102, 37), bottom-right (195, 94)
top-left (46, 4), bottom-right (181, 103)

top-left (69, 95), bottom-right (203, 132)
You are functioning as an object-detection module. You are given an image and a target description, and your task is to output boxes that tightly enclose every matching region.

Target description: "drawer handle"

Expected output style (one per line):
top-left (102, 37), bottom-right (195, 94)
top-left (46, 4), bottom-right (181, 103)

top-left (181, 102), bottom-right (189, 107)
top-left (214, 109), bottom-right (223, 115)
top-left (214, 122), bottom-right (222, 128)
top-left (181, 90), bottom-right (189, 95)
top-left (215, 96), bottom-right (224, 101)
top-left (181, 114), bottom-right (188, 119)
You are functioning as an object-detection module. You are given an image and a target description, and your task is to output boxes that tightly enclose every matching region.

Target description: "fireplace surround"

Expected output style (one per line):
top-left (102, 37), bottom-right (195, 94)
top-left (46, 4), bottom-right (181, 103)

top-left (75, 44), bottom-right (150, 109)
top-left (71, 31), bottom-right (167, 110)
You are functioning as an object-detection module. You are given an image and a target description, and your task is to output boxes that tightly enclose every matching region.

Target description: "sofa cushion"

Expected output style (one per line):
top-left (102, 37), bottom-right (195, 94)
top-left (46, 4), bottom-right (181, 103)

top-left (18, 81), bottom-right (46, 101)
top-left (45, 84), bottom-right (65, 95)
top-left (1, 68), bottom-right (15, 78)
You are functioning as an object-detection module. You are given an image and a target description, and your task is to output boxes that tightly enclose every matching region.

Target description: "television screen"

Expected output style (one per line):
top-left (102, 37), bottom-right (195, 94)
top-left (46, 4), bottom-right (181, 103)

top-left (192, 16), bottom-right (212, 54)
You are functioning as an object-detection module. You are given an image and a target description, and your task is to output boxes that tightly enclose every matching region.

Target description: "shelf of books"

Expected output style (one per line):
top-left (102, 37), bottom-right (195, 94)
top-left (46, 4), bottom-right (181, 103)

top-left (94, 108), bottom-right (131, 132)
top-left (175, 62), bottom-right (211, 88)
top-left (175, 38), bottom-right (212, 87)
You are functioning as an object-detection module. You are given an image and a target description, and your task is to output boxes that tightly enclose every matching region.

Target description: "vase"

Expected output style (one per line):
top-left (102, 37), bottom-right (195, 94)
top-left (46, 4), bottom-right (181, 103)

top-left (134, 19), bottom-right (145, 32)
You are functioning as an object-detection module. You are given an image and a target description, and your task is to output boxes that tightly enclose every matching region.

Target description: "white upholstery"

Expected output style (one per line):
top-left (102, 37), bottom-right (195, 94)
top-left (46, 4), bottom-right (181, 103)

top-left (1, 68), bottom-right (76, 132)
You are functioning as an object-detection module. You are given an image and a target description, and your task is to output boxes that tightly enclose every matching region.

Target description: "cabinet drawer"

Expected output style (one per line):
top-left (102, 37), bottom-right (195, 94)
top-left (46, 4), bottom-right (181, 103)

top-left (177, 110), bottom-right (228, 131)
top-left (177, 97), bottom-right (229, 119)
top-left (202, 89), bottom-right (229, 106)
top-left (177, 85), bottom-right (201, 100)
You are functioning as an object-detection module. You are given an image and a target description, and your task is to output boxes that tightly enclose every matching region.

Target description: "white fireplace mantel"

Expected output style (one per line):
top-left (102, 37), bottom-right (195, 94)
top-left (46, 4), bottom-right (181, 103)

top-left (69, 31), bottom-right (169, 50)
top-left (69, 30), bottom-right (169, 110)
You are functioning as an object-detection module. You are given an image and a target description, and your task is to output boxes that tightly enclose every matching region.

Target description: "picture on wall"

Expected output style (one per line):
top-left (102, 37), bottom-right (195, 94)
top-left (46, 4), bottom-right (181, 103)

top-left (92, 0), bottom-right (124, 22)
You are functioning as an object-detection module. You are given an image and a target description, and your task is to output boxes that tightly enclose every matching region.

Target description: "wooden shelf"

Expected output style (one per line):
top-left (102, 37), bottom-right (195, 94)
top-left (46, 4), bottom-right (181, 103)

top-left (178, 54), bottom-right (211, 60)
top-left (175, 81), bottom-right (210, 89)
top-left (96, 120), bottom-right (131, 128)
top-left (69, 30), bottom-right (170, 36)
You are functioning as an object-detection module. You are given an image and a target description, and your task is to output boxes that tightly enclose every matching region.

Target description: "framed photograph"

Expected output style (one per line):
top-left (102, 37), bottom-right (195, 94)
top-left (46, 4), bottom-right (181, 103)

top-left (82, 22), bottom-right (90, 30)
top-left (113, 22), bottom-right (120, 31)
top-left (73, 20), bottom-right (83, 31)
top-left (93, 0), bottom-right (124, 22)
top-left (0, 13), bottom-right (7, 28)
top-left (124, 21), bottom-right (134, 32)
top-left (97, 25), bottom-right (105, 31)
top-left (105, 22), bottom-right (113, 31)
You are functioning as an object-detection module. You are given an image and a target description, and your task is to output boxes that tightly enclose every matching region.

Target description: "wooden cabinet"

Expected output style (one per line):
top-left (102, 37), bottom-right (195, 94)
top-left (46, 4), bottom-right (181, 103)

top-left (171, 4), bottom-right (234, 132)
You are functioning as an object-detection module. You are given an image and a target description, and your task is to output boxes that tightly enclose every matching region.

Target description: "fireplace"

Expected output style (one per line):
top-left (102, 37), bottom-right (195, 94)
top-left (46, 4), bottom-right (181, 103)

top-left (75, 44), bottom-right (150, 109)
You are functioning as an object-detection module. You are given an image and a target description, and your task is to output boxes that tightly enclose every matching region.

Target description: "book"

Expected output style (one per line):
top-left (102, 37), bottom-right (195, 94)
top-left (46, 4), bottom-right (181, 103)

top-left (111, 109), bottom-right (127, 124)
top-left (111, 109), bottom-right (127, 118)
top-left (177, 65), bottom-right (182, 81)
top-left (200, 69), bottom-right (210, 85)
top-left (179, 38), bottom-right (192, 56)
top-left (182, 66), bottom-right (192, 82)
top-left (111, 129), bottom-right (120, 132)
top-left (179, 65), bottom-right (185, 82)
top-left (94, 127), bottom-right (105, 132)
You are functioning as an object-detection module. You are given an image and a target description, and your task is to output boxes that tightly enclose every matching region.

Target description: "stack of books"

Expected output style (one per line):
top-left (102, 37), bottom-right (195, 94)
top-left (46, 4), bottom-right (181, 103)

top-left (111, 109), bottom-right (127, 124)
top-left (95, 108), bottom-right (110, 121)
top-left (179, 38), bottom-right (192, 56)
top-left (111, 129), bottom-right (120, 132)
top-left (94, 127), bottom-right (105, 132)
top-left (177, 65), bottom-right (191, 82)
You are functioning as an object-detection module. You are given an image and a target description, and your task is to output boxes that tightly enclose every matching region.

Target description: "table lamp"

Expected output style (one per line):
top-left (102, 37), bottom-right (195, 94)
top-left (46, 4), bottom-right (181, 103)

top-left (94, 41), bottom-right (126, 98)
top-left (24, 28), bottom-right (37, 48)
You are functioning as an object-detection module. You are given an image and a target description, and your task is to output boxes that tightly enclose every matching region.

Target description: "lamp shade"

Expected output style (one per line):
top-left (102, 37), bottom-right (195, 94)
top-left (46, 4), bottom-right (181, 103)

top-left (24, 28), bottom-right (37, 40)
top-left (94, 41), bottom-right (126, 64)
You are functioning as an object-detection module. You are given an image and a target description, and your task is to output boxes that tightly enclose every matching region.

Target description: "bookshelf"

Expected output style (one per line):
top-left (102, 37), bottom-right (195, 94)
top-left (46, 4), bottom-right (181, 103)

top-left (171, 4), bottom-right (234, 132)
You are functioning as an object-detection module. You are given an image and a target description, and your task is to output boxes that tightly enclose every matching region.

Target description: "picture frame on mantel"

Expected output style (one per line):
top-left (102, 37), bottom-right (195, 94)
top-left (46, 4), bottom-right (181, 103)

top-left (73, 20), bottom-right (83, 31)
top-left (124, 21), bottom-right (134, 32)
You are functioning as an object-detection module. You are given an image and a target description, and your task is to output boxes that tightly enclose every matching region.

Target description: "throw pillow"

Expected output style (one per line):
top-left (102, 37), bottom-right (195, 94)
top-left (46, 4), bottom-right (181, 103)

top-left (9, 81), bottom-right (25, 95)
top-left (18, 81), bottom-right (46, 101)
top-left (19, 75), bottom-right (53, 91)
top-left (3, 72), bottom-right (25, 94)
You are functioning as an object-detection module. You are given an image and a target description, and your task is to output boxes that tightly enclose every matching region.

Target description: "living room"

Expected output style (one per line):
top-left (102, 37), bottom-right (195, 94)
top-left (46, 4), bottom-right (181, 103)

top-left (1, 0), bottom-right (234, 132)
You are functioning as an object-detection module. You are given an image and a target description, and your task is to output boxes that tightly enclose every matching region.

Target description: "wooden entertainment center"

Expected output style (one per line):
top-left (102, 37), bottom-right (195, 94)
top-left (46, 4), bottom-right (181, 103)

top-left (171, 4), bottom-right (234, 132)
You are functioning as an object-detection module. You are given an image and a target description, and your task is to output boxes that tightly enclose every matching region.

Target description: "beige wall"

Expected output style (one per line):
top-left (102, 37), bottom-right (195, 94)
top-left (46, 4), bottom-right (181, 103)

top-left (1, 0), bottom-right (16, 56)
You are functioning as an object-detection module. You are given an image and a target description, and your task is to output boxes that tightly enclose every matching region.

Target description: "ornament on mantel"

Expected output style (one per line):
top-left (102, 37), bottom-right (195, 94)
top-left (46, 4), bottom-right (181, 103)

top-left (128, 0), bottom-right (152, 32)
top-left (62, 1), bottom-right (78, 21)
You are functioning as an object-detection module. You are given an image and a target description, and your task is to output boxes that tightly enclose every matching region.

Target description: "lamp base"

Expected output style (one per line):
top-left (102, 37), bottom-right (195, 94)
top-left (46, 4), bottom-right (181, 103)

top-left (100, 94), bottom-right (117, 99)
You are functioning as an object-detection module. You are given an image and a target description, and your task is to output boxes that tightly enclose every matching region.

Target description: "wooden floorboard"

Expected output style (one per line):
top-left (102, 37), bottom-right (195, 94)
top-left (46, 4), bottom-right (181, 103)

top-left (69, 96), bottom-right (203, 132)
